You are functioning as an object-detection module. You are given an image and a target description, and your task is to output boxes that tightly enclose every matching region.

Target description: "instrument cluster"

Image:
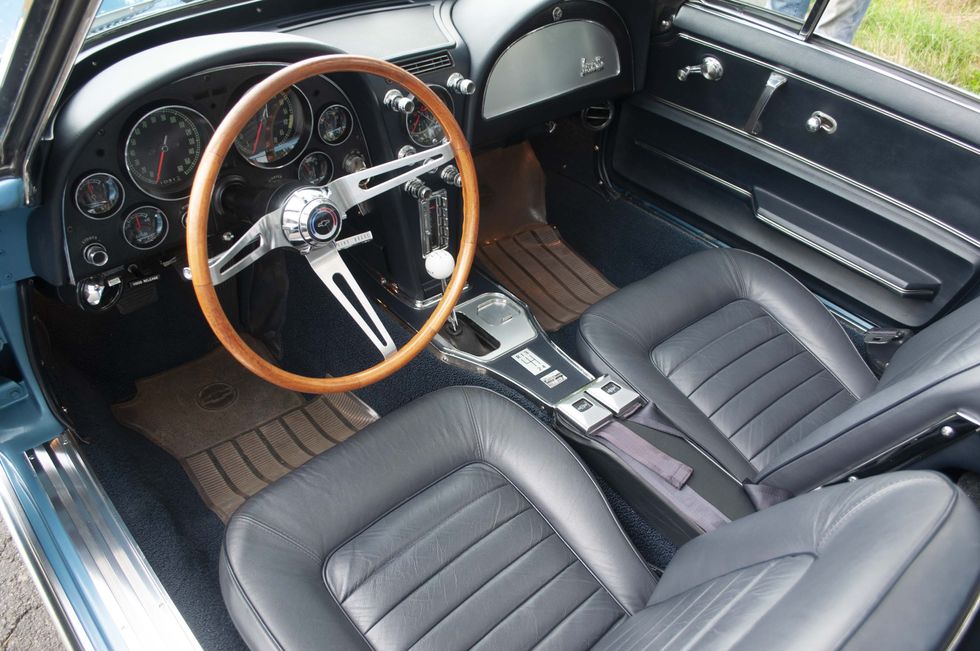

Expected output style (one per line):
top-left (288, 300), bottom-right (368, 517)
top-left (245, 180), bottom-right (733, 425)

top-left (63, 63), bottom-right (370, 293)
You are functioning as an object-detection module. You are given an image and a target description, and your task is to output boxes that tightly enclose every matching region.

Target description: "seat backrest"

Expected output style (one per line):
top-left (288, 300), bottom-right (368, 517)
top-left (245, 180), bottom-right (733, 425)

top-left (757, 298), bottom-right (980, 493)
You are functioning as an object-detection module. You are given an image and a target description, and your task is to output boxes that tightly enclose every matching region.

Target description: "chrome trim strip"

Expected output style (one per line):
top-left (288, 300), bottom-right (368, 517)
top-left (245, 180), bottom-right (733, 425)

top-left (634, 141), bottom-right (751, 198)
top-left (755, 211), bottom-right (933, 297)
top-left (946, 588), bottom-right (980, 650)
top-left (30, 435), bottom-right (201, 651)
top-left (818, 298), bottom-right (875, 332)
top-left (677, 33), bottom-right (980, 156)
top-left (648, 97), bottom-right (980, 250)
top-left (689, 1), bottom-right (980, 115)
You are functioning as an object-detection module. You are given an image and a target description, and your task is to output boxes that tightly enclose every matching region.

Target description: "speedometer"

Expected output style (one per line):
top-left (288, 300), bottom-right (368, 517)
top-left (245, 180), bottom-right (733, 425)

top-left (234, 87), bottom-right (311, 167)
top-left (406, 86), bottom-right (453, 148)
top-left (125, 106), bottom-right (213, 200)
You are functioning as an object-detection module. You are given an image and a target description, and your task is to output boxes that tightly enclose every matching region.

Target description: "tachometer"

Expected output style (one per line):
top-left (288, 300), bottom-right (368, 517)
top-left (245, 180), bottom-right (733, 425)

top-left (406, 86), bottom-right (453, 148)
top-left (125, 106), bottom-right (213, 200)
top-left (234, 87), bottom-right (311, 167)
top-left (122, 206), bottom-right (169, 250)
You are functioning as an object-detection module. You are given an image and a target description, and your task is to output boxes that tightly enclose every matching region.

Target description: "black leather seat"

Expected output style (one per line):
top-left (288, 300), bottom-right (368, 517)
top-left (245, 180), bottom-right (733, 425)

top-left (220, 387), bottom-right (980, 650)
top-left (578, 248), bottom-right (980, 494)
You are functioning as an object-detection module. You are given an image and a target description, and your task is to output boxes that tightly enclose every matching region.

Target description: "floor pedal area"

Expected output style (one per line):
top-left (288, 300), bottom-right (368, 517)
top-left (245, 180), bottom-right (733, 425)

top-left (478, 223), bottom-right (617, 331)
top-left (112, 347), bottom-right (378, 521)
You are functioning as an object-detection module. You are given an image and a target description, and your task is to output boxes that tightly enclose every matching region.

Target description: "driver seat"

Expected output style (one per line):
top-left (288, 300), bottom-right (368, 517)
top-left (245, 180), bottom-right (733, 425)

top-left (220, 387), bottom-right (980, 650)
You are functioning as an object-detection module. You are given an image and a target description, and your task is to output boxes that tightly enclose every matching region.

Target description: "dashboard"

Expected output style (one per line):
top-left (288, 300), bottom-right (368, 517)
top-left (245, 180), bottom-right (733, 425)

top-left (32, 0), bottom-right (634, 310)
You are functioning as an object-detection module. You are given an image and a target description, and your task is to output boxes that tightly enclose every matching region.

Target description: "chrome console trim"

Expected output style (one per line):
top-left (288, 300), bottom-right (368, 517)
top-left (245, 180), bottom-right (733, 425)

top-left (28, 434), bottom-right (201, 651)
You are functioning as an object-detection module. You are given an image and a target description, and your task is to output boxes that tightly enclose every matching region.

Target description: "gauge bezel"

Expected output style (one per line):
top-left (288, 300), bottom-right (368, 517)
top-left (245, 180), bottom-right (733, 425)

top-left (234, 85), bottom-right (314, 170)
top-left (124, 105), bottom-right (215, 202)
top-left (122, 205), bottom-right (170, 251)
top-left (297, 151), bottom-right (334, 185)
top-left (74, 172), bottom-right (125, 219)
top-left (317, 104), bottom-right (354, 146)
top-left (405, 85), bottom-right (455, 149)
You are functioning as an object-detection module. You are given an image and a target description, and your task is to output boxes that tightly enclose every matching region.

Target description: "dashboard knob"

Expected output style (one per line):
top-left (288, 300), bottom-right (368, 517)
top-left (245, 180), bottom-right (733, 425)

top-left (403, 178), bottom-right (432, 200)
top-left (343, 152), bottom-right (367, 174)
top-left (446, 73), bottom-right (476, 96)
top-left (82, 242), bottom-right (109, 267)
top-left (383, 89), bottom-right (416, 115)
top-left (440, 165), bottom-right (462, 188)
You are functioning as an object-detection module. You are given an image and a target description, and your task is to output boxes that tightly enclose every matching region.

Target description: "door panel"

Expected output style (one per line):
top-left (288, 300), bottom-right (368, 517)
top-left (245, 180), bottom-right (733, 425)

top-left (609, 1), bottom-right (980, 328)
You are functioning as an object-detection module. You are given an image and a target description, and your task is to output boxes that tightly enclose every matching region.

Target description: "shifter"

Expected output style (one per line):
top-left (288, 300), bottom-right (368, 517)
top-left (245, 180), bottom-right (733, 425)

top-left (424, 249), bottom-right (461, 335)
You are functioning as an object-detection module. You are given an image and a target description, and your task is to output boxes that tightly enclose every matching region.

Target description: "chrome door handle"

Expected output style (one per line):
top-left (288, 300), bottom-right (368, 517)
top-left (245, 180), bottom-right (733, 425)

top-left (677, 56), bottom-right (724, 81)
top-left (806, 111), bottom-right (838, 134)
top-left (744, 71), bottom-right (788, 135)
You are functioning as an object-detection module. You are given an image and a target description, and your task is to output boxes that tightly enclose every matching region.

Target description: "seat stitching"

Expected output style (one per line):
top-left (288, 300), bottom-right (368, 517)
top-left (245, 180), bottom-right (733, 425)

top-left (235, 514), bottom-right (320, 563)
top-left (672, 331), bottom-right (790, 398)
top-left (527, 586), bottom-right (606, 651)
top-left (335, 481), bottom-right (512, 602)
top-left (582, 311), bottom-right (648, 347)
top-left (662, 314), bottom-right (771, 379)
top-left (407, 534), bottom-right (565, 649)
top-left (462, 389), bottom-right (484, 461)
top-left (726, 368), bottom-right (827, 440)
top-left (818, 477), bottom-right (934, 551)
top-left (746, 389), bottom-right (846, 464)
top-left (639, 577), bottom-right (726, 648)
top-left (705, 351), bottom-right (808, 418)
top-left (361, 505), bottom-right (536, 632)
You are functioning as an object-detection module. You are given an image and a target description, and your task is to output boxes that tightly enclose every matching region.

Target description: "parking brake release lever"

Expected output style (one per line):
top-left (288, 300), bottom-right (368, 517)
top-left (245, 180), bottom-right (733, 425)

top-left (424, 249), bottom-right (461, 334)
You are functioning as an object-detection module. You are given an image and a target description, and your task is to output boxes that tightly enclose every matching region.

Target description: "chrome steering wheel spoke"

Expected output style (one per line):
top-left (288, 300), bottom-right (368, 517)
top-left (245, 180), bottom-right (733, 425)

top-left (327, 141), bottom-right (453, 214)
top-left (306, 244), bottom-right (397, 359)
top-left (207, 209), bottom-right (288, 285)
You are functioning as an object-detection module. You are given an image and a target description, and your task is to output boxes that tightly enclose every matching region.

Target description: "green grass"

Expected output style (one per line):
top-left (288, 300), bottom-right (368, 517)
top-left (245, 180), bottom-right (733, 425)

top-left (852, 0), bottom-right (980, 95)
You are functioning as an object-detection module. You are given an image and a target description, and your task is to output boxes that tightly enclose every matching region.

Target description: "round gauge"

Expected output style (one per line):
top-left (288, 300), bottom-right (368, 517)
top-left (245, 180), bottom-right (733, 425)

top-left (406, 86), bottom-right (453, 148)
top-left (75, 172), bottom-right (124, 218)
top-left (234, 87), bottom-right (311, 167)
top-left (124, 106), bottom-right (213, 200)
top-left (297, 152), bottom-right (334, 185)
top-left (317, 105), bottom-right (352, 145)
top-left (122, 206), bottom-right (169, 250)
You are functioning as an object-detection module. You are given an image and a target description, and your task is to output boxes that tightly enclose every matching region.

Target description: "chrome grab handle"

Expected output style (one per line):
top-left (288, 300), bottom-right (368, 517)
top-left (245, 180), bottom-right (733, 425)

top-left (744, 71), bottom-right (788, 135)
top-left (806, 110), bottom-right (838, 134)
top-left (677, 56), bottom-right (724, 81)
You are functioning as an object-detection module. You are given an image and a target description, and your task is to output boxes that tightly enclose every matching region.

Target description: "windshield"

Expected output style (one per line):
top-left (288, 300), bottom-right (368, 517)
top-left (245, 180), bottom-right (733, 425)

top-left (88, 0), bottom-right (213, 39)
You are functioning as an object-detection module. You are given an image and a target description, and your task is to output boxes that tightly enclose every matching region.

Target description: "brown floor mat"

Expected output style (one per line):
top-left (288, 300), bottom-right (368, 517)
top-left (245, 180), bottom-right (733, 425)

top-left (112, 347), bottom-right (378, 521)
top-left (478, 224), bottom-right (617, 331)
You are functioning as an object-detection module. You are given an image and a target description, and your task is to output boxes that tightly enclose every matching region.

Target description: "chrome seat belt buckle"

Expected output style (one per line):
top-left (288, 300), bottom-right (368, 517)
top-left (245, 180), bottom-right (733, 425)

top-left (584, 376), bottom-right (643, 418)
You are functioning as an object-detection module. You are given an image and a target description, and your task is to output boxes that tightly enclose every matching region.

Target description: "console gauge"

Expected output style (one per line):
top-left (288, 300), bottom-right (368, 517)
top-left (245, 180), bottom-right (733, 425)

top-left (406, 86), bottom-right (453, 148)
top-left (317, 105), bottom-right (352, 145)
top-left (297, 152), bottom-right (333, 185)
top-left (234, 87), bottom-right (311, 167)
top-left (75, 172), bottom-right (124, 218)
top-left (122, 206), bottom-right (169, 250)
top-left (124, 106), bottom-right (213, 200)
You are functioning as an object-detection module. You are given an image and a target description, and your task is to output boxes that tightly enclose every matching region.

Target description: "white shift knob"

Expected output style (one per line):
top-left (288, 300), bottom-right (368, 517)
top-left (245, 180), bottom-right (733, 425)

top-left (424, 249), bottom-right (455, 281)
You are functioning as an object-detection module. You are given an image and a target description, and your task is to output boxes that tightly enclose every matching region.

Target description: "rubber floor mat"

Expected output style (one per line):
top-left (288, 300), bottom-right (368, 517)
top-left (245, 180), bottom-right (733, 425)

top-left (478, 223), bottom-right (617, 331)
top-left (112, 347), bottom-right (378, 521)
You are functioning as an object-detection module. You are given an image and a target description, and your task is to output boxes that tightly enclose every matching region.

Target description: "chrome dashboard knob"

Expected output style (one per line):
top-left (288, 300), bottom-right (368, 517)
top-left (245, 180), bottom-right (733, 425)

top-left (446, 73), bottom-right (476, 96)
top-left (343, 152), bottom-right (367, 174)
top-left (384, 89), bottom-right (415, 115)
top-left (82, 242), bottom-right (109, 267)
top-left (440, 165), bottom-right (462, 188)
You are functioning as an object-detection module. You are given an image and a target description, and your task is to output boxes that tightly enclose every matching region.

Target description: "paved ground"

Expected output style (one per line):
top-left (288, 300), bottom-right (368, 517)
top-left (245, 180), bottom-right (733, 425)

top-left (0, 522), bottom-right (62, 650)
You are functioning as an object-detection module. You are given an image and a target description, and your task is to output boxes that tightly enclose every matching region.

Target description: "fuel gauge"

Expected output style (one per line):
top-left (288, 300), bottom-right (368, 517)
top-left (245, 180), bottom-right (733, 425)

top-left (297, 152), bottom-right (333, 185)
top-left (75, 173), bottom-right (124, 218)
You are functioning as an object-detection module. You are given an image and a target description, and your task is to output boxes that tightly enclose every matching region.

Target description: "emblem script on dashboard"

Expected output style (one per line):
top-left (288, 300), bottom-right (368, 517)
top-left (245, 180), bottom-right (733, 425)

top-left (580, 56), bottom-right (605, 77)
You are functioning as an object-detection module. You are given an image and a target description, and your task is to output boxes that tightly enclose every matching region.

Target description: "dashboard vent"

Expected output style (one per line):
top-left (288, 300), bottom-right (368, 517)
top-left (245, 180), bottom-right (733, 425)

top-left (581, 101), bottom-right (615, 131)
top-left (398, 51), bottom-right (454, 76)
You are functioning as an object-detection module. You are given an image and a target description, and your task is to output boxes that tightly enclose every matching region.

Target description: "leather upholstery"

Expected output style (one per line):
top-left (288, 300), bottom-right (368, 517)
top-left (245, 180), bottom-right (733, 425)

top-left (221, 387), bottom-right (980, 650)
top-left (578, 248), bottom-right (876, 483)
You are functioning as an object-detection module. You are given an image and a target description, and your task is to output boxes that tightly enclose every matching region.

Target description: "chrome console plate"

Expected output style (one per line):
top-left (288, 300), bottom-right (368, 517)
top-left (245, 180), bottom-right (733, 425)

top-left (452, 292), bottom-right (537, 360)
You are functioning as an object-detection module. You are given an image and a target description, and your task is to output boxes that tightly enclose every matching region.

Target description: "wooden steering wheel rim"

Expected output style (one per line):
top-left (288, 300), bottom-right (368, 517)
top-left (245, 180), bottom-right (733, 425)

top-left (186, 55), bottom-right (479, 393)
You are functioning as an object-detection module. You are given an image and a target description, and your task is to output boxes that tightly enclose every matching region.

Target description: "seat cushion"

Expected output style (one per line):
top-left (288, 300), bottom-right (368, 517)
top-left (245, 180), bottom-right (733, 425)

top-left (593, 471), bottom-right (980, 650)
top-left (578, 248), bottom-right (877, 480)
top-left (220, 386), bottom-right (657, 651)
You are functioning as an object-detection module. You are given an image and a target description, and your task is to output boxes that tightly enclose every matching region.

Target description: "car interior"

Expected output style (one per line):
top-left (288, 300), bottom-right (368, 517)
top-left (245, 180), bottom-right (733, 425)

top-left (10, 0), bottom-right (980, 648)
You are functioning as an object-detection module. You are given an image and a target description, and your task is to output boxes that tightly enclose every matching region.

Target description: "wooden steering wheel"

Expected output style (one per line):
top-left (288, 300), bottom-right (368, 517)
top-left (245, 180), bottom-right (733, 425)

top-left (186, 55), bottom-right (478, 393)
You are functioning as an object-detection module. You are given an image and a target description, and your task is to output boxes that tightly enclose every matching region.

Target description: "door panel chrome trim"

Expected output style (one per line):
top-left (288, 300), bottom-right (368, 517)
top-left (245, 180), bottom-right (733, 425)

top-left (688, 1), bottom-right (980, 116)
top-left (676, 33), bottom-right (980, 156)
top-left (29, 434), bottom-right (201, 651)
top-left (755, 211), bottom-right (933, 297)
top-left (646, 97), bottom-right (980, 250)
top-left (634, 141), bottom-right (751, 198)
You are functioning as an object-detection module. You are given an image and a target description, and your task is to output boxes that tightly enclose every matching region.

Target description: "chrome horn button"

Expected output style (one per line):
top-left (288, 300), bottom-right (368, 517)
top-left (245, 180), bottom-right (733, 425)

top-left (281, 187), bottom-right (343, 247)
